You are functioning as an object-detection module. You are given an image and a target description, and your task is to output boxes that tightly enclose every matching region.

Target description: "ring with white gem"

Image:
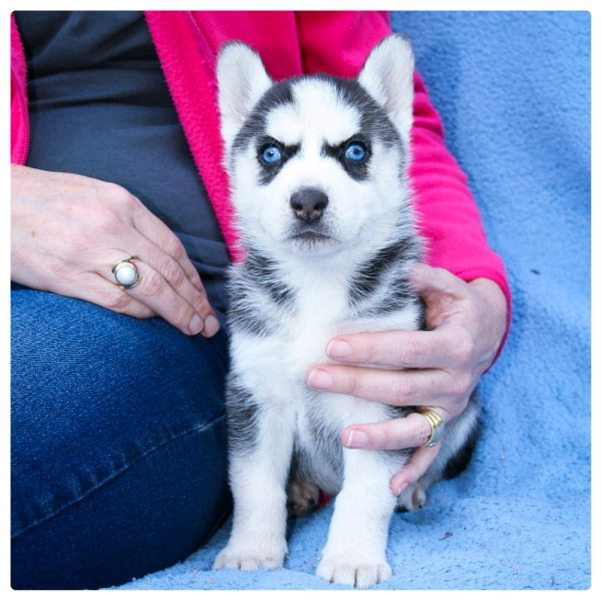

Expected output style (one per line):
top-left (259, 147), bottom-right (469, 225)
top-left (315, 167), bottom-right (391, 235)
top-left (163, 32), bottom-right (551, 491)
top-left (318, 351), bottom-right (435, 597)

top-left (112, 256), bottom-right (140, 289)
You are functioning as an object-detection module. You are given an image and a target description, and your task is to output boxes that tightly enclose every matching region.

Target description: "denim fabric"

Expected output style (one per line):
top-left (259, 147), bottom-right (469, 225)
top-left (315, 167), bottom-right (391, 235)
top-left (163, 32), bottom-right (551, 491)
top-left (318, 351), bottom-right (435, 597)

top-left (11, 287), bottom-right (232, 590)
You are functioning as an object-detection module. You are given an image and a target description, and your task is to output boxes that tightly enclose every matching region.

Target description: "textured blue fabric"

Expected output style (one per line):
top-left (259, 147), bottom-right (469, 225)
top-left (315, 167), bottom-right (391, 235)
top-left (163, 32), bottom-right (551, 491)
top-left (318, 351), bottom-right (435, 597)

top-left (11, 288), bottom-right (232, 589)
top-left (113, 11), bottom-right (591, 590)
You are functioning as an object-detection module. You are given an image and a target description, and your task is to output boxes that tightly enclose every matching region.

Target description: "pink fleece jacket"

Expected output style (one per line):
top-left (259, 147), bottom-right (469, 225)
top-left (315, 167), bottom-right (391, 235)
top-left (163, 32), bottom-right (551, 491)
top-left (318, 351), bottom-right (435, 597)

top-left (10, 10), bottom-right (510, 316)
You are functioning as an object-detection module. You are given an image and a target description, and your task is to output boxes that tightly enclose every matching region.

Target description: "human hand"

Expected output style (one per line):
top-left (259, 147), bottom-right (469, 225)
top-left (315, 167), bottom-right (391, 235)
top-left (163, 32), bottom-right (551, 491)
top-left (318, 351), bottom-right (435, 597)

top-left (307, 263), bottom-right (508, 495)
top-left (11, 164), bottom-right (220, 337)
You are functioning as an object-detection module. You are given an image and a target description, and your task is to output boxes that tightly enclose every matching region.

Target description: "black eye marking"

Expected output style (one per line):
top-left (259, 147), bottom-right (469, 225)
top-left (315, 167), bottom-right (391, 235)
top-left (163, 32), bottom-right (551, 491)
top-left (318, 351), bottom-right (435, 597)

top-left (256, 138), bottom-right (300, 184)
top-left (324, 137), bottom-right (372, 181)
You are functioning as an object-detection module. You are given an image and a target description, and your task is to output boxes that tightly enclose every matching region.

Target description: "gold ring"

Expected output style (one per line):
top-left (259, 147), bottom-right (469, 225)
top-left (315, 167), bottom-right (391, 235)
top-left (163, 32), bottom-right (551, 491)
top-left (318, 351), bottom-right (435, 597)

top-left (112, 256), bottom-right (140, 289)
top-left (418, 408), bottom-right (445, 448)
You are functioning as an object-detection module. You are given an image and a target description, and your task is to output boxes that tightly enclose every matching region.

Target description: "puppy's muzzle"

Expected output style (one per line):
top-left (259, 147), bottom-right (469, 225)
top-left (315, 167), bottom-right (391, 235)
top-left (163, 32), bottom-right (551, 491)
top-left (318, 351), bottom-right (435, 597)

top-left (290, 187), bottom-right (328, 224)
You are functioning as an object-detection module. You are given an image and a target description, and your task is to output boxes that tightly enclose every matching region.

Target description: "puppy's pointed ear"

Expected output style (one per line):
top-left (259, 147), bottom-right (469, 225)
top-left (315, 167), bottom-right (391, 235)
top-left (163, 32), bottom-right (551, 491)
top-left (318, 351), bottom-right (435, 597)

top-left (217, 42), bottom-right (273, 152)
top-left (358, 34), bottom-right (415, 145)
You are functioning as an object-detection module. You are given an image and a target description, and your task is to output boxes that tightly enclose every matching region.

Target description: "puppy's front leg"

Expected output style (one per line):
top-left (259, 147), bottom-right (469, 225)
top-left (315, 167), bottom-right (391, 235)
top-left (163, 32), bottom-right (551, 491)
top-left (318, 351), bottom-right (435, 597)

top-left (213, 401), bottom-right (293, 571)
top-left (316, 449), bottom-right (399, 588)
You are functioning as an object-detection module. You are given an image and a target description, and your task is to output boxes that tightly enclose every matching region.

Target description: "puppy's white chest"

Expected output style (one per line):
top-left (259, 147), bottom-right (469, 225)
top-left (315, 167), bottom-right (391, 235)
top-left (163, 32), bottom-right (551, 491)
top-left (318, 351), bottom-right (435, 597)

top-left (231, 278), bottom-right (346, 413)
top-left (288, 286), bottom-right (347, 368)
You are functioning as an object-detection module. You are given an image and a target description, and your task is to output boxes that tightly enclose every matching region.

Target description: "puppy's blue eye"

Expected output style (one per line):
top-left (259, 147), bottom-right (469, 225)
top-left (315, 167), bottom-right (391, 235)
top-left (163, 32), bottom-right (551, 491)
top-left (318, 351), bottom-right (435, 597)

top-left (345, 142), bottom-right (366, 161)
top-left (262, 145), bottom-right (282, 164)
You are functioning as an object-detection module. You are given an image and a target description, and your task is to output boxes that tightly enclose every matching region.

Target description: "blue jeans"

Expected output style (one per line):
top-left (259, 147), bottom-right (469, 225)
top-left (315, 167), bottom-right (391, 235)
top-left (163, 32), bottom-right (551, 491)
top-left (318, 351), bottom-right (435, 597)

top-left (11, 287), bottom-right (232, 590)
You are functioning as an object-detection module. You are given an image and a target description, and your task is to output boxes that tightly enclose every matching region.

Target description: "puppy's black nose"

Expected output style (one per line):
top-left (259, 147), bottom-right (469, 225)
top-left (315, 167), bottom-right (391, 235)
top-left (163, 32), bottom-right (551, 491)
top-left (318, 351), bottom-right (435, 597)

top-left (290, 188), bottom-right (328, 223)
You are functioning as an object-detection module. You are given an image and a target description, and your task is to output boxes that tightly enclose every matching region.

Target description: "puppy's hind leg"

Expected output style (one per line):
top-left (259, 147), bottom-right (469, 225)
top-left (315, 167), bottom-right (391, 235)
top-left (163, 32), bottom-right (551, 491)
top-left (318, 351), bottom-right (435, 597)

top-left (397, 391), bottom-right (480, 512)
top-left (213, 394), bottom-right (294, 571)
top-left (286, 479), bottom-right (320, 517)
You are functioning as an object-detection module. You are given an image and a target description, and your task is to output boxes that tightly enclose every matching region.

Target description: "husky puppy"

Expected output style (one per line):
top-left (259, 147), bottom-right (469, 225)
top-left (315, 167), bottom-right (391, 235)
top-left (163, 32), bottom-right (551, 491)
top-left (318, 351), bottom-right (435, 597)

top-left (213, 35), bottom-right (480, 588)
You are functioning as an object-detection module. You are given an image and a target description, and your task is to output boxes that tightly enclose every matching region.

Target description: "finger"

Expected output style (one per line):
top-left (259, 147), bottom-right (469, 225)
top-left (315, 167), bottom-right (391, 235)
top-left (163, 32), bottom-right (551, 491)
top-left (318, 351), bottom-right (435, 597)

top-left (112, 208), bottom-right (214, 315)
top-left (117, 258), bottom-right (219, 337)
top-left (131, 202), bottom-right (204, 291)
top-left (409, 262), bottom-right (462, 299)
top-left (62, 250), bottom-right (217, 336)
top-left (390, 444), bottom-right (442, 496)
top-left (408, 263), bottom-right (467, 328)
top-left (83, 268), bottom-right (220, 337)
top-left (114, 243), bottom-right (217, 326)
top-left (307, 363), bottom-right (456, 407)
top-left (59, 271), bottom-right (157, 321)
top-left (341, 411), bottom-right (435, 451)
top-left (326, 328), bottom-right (449, 370)
top-left (118, 209), bottom-right (221, 336)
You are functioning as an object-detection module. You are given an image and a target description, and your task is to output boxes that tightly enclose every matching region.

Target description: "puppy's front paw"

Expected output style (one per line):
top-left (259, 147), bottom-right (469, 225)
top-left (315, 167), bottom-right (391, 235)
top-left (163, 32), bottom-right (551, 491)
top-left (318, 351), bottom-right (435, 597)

top-left (316, 554), bottom-right (391, 588)
top-left (213, 541), bottom-right (286, 571)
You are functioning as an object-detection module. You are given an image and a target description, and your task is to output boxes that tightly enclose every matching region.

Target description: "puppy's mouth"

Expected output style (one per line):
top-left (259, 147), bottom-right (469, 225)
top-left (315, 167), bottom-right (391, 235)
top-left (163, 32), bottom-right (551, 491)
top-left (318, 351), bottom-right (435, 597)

top-left (291, 230), bottom-right (331, 243)
top-left (287, 224), bottom-right (337, 252)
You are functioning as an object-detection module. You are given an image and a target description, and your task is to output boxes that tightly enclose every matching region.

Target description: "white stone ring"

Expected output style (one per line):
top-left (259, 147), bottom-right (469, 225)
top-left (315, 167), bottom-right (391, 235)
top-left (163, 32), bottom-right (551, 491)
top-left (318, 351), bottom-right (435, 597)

top-left (112, 256), bottom-right (141, 290)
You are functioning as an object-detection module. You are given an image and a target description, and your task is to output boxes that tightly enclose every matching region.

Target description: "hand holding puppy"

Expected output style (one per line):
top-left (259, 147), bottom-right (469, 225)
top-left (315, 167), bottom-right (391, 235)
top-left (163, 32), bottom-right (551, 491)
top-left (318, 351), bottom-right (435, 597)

top-left (308, 263), bottom-right (508, 495)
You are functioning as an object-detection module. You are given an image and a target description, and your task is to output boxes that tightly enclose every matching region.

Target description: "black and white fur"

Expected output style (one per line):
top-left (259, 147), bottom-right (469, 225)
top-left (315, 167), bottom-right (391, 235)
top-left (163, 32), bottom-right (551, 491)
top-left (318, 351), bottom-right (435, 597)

top-left (213, 35), bottom-right (480, 588)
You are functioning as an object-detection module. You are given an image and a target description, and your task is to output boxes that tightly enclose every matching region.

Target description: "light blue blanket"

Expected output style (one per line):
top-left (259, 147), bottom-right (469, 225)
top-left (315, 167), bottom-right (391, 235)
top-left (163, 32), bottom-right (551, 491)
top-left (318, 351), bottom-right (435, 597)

top-left (116, 11), bottom-right (591, 590)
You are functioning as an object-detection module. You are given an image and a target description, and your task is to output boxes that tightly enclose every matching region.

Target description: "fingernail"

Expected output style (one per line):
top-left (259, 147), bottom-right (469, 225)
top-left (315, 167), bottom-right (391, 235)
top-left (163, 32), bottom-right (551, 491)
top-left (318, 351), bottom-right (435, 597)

top-left (327, 340), bottom-right (352, 359)
top-left (307, 368), bottom-right (333, 390)
top-left (203, 315), bottom-right (220, 337)
top-left (189, 314), bottom-right (204, 335)
top-left (345, 430), bottom-right (369, 448)
top-left (393, 481), bottom-right (409, 496)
